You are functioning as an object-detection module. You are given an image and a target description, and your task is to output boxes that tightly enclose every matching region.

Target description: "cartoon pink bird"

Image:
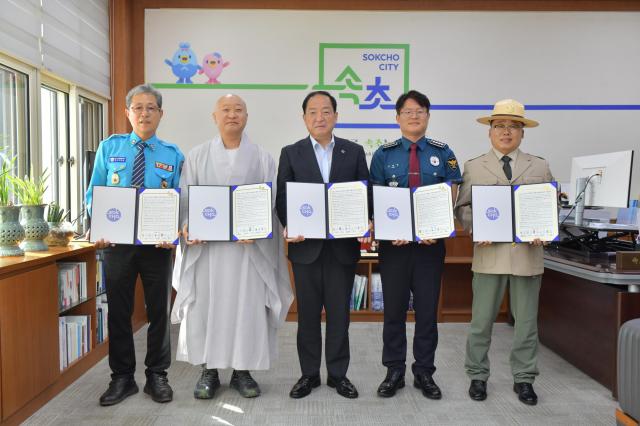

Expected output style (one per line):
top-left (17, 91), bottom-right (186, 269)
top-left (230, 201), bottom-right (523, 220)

top-left (198, 52), bottom-right (230, 84)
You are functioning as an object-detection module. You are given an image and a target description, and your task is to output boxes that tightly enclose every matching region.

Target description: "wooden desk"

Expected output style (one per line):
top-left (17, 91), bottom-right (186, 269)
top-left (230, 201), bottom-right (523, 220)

top-left (539, 249), bottom-right (640, 398)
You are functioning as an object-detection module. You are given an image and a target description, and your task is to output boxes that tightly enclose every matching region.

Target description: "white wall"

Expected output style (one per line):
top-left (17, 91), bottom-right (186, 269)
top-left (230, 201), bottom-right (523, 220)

top-left (145, 10), bottom-right (640, 204)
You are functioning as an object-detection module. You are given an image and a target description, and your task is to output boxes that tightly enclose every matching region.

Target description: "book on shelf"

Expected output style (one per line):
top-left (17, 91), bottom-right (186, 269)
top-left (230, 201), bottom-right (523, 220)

top-left (350, 275), bottom-right (369, 311)
top-left (57, 262), bottom-right (87, 311)
top-left (371, 273), bottom-right (384, 311)
top-left (96, 294), bottom-right (109, 344)
top-left (96, 252), bottom-right (106, 294)
top-left (355, 275), bottom-right (368, 310)
top-left (58, 315), bottom-right (91, 371)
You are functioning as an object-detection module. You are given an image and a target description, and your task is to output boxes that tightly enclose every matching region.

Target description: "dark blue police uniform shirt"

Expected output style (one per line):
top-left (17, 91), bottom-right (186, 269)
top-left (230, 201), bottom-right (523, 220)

top-left (370, 136), bottom-right (462, 188)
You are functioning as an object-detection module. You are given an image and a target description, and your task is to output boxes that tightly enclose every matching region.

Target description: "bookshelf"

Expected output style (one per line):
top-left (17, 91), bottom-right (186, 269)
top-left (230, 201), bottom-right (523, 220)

top-left (286, 223), bottom-right (510, 323)
top-left (0, 243), bottom-right (147, 425)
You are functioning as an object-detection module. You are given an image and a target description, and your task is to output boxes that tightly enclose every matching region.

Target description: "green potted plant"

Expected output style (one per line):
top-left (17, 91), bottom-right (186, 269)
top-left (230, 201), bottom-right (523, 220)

top-left (10, 170), bottom-right (50, 251)
top-left (44, 202), bottom-right (74, 246)
top-left (0, 153), bottom-right (25, 256)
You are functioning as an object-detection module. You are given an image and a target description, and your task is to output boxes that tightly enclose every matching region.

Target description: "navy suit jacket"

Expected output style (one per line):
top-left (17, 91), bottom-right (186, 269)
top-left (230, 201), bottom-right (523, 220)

top-left (276, 136), bottom-right (369, 265)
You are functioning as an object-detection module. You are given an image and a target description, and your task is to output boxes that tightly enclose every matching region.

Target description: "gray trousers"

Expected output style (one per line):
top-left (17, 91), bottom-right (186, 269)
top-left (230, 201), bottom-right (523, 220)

top-left (465, 273), bottom-right (541, 384)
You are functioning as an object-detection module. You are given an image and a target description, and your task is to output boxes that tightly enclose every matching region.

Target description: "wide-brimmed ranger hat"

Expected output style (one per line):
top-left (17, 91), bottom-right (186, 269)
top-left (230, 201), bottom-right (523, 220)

top-left (477, 99), bottom-right (539, 128)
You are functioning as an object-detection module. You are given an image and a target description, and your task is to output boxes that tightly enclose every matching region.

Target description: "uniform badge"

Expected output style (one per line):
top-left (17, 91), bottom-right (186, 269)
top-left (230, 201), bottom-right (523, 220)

top-left (389, 175), bottom-right (399, 187)
top-left (430, 156), bottom-right (440, 166)
top-left (155, 162), bottom-right (174, 172)
top-left (161, 179), bottom-right (168, 189)
top-left (447, 158), bottom-right (458, 170)
top-left (111, 173), bottom-right (120, 185)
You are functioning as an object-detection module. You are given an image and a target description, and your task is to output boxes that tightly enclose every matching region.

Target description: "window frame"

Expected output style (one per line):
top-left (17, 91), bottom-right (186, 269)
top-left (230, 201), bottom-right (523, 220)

top-left (1, 53), bottom-right (108, 232)
top-left (0, 53), bottom-right (38, 180)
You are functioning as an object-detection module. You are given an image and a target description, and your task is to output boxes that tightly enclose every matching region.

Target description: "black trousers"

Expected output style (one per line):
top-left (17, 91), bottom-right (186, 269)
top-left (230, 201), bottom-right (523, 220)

top-left (379, 240), bottom-right (445, 376)
top-left (291, 244), bottom-right (357, 379)
top-left (102, 245), bottom-right (172, 380)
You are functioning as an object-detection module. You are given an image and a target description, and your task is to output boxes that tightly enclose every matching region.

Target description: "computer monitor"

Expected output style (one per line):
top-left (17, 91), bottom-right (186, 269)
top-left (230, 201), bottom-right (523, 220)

top-left (568, 150), bottom-right (634, 208)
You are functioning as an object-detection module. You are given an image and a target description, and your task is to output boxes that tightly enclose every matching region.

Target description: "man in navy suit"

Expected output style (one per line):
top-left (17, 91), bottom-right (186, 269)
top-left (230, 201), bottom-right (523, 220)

top-left (276, 91), bottom-right (369, 399)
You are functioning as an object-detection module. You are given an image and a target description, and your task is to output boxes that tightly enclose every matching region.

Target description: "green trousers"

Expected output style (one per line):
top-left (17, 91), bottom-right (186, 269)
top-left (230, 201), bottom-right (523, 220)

top-left (465, 273), bottom-right (541, 384)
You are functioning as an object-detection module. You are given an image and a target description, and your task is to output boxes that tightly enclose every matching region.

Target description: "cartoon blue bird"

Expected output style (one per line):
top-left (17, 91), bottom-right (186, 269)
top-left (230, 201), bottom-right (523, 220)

top-left (164, 42), bottom-right (201, 84)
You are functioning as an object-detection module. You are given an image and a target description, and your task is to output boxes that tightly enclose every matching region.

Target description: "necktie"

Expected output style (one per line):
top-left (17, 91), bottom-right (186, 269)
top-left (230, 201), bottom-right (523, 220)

top-left (409, 143), bottom-right (421, 188)
top-left (501, 155), bottom-right (512, 181)
top-left (131, 141), bottom-right (147, 187)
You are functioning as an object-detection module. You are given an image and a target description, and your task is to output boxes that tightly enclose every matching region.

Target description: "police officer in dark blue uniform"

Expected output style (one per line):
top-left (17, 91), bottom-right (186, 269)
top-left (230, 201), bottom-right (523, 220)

top-left (86, 84), bottom-right (184, 406)
top-left (370, 90), bottom-right (462, 399)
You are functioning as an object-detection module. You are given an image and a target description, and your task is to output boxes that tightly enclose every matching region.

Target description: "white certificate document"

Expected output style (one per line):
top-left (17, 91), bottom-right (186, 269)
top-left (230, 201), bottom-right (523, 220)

top-left (513, 182), bottom-right (559, 242)
top-left (286, 182), bottom-right (326, 239)
top-left (327, 181), bottom-right (369, 239)
top-left (412, 183), bottom-right (456, 241)
top-left (188, 185), bottom-right (231, 241)
top-left (231, 183), bottom-right (273, 240)
top-left (90, 186), bottom-right (137, 244)
top-left (471, 185), bottom-right (513, 242)
top-left (373, 186), bottom-right (412, 241)
top-left (135, 188), bottom-right (180, 245)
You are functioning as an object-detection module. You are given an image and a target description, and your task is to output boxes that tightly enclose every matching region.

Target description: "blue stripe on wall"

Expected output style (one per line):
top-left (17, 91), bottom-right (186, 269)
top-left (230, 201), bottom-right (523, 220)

top-left (430, 104), bottom-right (640, 110)
top-left (337, 104), bottom-right (640, 128)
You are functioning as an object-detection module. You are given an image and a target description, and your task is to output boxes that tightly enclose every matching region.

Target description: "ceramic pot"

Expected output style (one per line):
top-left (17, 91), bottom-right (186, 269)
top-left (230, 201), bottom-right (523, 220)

top-left (19, 204), bottom-right (49, 251)
top-left (0, 205), bottom-right (25, 256)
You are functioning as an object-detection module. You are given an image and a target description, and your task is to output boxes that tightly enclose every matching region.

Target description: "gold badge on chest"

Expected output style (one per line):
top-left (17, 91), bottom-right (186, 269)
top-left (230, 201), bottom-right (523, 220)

top-left (161, 180), bottom-right (168, 188)
top-left (111, 173), bottom-right (120, 185)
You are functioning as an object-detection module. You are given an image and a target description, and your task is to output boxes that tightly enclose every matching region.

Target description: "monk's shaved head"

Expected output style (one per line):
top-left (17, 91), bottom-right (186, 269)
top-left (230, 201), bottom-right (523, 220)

top-left (213, 93), bottom-right (248, 139)
top-left (215, 94), bottom-right (246, 112)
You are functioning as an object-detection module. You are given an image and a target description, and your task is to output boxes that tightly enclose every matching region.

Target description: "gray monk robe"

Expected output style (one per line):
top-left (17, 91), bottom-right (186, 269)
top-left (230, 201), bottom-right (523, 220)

top-left (171, 134), bottom-right (293, 370)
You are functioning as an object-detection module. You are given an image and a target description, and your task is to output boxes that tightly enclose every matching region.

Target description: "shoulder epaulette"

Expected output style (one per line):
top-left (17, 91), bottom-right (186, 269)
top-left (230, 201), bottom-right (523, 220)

top-left (533, 155), bottom-right (546, 161)
top-left (382, 140), bottom-right (400, 150)
top-left (104, 133), bottom-right (128, 141)
top-left (157, 139), bottom-right (182, 152)
top-left (467, 154), bottom-right (483, 162)
top-left (427, 138), bottom-right (448, 149)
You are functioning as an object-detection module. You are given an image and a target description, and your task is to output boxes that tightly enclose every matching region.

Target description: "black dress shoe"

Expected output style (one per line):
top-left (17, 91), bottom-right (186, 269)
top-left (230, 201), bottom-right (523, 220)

top-left (513, 382), bottom-right (538, 405)
top-left (327, 376), bottom-right (359, 399)
top-left (289, 375), bottom-right (321, 399)
top-left (468, 380), bottom-right (487, 401)
top-left (230, 370), bottom-right (261, 398)
top-left (413, 373), bottom-right (442, 400)
top-left (194, 367), bottom-right (220, 399)
top-left (377, 369), bottom-right (405, 397)
top-left (144, 373), bottom-right (173, 403)
top-left (99, 377), bottom-right (138, 406)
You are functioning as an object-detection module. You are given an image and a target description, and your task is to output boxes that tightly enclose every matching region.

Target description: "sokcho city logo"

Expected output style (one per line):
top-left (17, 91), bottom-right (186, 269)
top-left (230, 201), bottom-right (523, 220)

top-left (312, 43), bottom-right (410, 113)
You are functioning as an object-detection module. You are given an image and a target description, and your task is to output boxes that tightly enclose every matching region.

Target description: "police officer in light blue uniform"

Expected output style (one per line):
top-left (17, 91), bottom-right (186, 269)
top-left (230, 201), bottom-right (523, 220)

top-left (86, 84), bottom-right (184, 407)
top-left (86, 133), bottom-right (182, 207)
top-left (370, 90), bottom-right (462, 400)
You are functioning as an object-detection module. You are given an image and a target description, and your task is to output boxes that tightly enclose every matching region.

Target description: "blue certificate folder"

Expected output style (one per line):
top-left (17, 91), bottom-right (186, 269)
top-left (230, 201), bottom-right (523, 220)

top-left (187, 183), bottom-right (273, 242)
top-left (373, 182), bottom-right (456, 242)
top-left (286, 181), bottom-right (370, 240)
top-left (89, 186), bottom-right (181, 245)
top-left (471, 182), bottom-right (559, 243)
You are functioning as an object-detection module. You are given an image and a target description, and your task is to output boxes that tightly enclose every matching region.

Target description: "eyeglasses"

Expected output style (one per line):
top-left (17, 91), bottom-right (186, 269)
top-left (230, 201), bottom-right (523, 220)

top-left (130, 105), bottom-right (160, 114)
top-left (399, 109), bottom-right (428, 118)
top-left (492, 123), bottom-right (523, 132)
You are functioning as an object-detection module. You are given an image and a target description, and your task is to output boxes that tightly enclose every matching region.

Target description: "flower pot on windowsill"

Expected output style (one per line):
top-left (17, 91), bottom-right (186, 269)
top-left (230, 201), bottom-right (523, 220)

top-left (0, 205), bottom-right (25, 256)
top-left (19, 204), bottom-right (49, 251)
top-left (45, 221), bottom-right (74, 247)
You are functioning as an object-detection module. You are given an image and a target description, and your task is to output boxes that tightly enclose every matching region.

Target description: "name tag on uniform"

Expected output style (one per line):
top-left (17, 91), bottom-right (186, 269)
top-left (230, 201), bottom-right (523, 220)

top-left (155, 162), bottom-right (174, 172)
top-left (109, 156), bottom-right (126, 163)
